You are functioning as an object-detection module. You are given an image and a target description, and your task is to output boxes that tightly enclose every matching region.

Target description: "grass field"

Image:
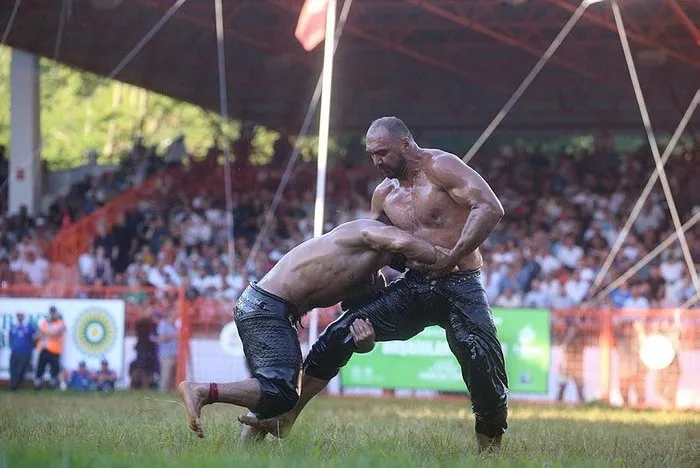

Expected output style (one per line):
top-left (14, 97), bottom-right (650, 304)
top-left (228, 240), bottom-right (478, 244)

top-left (0, 391), bottom-right (698, 468)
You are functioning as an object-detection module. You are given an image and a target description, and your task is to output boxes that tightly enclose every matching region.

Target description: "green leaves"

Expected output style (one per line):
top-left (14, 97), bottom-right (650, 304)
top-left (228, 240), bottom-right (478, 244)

top-left (0, 49), bottom-right (338, 171)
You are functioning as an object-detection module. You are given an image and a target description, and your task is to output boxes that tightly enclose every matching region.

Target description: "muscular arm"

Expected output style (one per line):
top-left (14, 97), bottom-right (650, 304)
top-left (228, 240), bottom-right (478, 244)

top-left (428, 154), bottom-right (504, 261)
top-left (361, 225), bottom-right (437, 265)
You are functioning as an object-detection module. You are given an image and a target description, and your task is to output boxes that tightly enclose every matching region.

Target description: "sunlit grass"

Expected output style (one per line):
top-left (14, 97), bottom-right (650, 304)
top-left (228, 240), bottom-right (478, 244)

top-left (0, 391), bottom-right (697, 467)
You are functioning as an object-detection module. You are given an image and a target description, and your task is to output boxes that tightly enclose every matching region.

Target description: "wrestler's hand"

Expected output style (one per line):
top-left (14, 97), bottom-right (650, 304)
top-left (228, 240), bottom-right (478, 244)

top-left (350, 318), bottom-right (376, 353)
top-left (407, 246), bottom-right (456, 278)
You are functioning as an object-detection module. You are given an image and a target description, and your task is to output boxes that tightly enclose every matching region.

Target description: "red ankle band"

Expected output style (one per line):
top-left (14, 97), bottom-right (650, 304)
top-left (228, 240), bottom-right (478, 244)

top-left (207, 383), bottom-right (218, 403)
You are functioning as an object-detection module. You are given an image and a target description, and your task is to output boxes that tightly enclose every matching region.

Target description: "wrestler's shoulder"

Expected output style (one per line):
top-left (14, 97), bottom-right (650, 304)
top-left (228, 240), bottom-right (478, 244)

top-left (422, 149), bottom-right (471, 179)
top-left (423, 148), bottom-right (467, 168)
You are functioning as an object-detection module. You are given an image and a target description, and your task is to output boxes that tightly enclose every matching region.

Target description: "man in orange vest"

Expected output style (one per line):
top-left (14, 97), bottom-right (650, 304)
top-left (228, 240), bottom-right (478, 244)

top-left (34, 306), bottom-right (66, 390)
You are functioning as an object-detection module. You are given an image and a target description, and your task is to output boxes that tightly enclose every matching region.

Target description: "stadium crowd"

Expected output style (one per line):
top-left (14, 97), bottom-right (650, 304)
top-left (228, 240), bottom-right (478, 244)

top-left (0, 138), bottom-right (173, 287)
top-left (2, 140), bottom-right (699, 312)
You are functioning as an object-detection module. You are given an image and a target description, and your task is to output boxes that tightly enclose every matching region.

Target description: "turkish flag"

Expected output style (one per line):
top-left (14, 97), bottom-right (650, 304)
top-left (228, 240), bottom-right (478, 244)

top-left (295, 0), bottom-right (328, 52)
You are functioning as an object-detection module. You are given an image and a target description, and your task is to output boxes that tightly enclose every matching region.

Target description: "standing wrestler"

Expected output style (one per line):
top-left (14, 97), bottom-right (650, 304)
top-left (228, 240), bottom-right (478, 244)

top-left (178, 218), bottom-right (449, 438)
top-left (241, 116), bottom-right (508, 451)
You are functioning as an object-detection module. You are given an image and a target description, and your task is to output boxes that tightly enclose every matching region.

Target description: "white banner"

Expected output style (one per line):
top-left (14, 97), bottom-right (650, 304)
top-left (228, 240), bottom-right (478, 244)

top-left (0, 298), bottom-right (126, 381)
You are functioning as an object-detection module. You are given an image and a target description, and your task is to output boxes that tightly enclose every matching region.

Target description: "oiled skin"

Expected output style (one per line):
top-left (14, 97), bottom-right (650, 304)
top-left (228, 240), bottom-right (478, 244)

top-left (257, 219), bottom-right (438, 313)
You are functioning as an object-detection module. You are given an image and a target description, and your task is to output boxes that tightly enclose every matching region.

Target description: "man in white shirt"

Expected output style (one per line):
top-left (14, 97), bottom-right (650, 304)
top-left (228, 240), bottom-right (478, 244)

top-left (78, 246), bottom-right (97, 283)
top-left (535, 247), bottom-right (562, 276)
top-left (22, 249), bottom-right (48, 286)
top-left (579, 256), bottom-right (597, 283)
top-left (565, 271), bottom-right (590, 305)
top-left (634, 201), bottom-right (664, 235)
top-left (623, 284), bottom-right (650, 310)
top-left (555, 237), bottom-right (584, 270)
top-left (660, 252), bottom-right (684, 284)
top-left (495, 289), bottom-right (523, 308)
top-left (523, 279), bottom-right (550, 308)
top-left (550, 283), bottom-right (575, 309)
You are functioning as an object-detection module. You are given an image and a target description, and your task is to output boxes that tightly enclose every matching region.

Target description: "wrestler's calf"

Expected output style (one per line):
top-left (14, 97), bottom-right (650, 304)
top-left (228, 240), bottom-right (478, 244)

top-left (304, 313), bottom-right (359, 380)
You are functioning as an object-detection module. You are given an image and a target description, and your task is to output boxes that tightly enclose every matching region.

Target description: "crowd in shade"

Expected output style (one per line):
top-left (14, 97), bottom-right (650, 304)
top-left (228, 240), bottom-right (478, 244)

top-left (0, 138), bottom-right (176, 287)
top-left (1, 139), bottom-right (699, 312)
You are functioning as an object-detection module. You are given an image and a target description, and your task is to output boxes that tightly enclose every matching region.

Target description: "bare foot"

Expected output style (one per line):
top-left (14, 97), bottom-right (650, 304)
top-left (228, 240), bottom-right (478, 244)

top-left (178, 381), bottom-right (206, 438)
top-left (237, 411), bottom-right (297, 439)
top-left (476, 433), bottom-right (502, 452)
top-left (240, 412), bottom-right (267, 443)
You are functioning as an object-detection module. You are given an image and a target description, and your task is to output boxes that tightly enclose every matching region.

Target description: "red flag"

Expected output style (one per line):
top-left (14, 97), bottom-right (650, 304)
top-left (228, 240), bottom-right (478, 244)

top-left (295, 0), bottom-right (328, 52)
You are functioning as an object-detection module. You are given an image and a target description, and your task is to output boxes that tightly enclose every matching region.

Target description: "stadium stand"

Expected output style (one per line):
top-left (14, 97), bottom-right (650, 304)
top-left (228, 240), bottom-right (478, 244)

top-left (1, 140), bottom-right (698, 407)
top-left (48, 143), bottom-right (700, 312)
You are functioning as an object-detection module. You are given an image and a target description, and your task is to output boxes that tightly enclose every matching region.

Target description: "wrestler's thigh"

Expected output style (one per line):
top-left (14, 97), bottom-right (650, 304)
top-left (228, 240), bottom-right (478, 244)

top-left (236, 315), bottom-right (302, 373)
top-left (349, 279), bottom-right (432, 342)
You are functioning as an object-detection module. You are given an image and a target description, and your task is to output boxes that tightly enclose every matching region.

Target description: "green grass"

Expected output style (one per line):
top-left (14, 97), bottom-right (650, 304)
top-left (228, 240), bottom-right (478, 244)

top-left (0, 391), bottom-right (698, 468)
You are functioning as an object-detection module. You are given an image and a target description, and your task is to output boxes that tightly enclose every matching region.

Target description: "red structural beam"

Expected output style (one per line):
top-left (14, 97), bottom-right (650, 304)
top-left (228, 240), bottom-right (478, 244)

top-left (136, 0), bottom-right (319, 72)
top-left (25, 1), bottom-right (225, 81)
top-left (406, 0), bottom-right (606, 84)
top-left (270, 0), bottom-right (519, 93)
top-left (546, 0), bottom-right (700, 68)
top-left (664, 0), bottom-right (700, 46)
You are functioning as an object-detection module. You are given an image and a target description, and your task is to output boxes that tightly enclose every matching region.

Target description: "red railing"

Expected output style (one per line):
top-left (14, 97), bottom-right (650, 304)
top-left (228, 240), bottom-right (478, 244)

top-left (49, 168), bottom-right (183, 266)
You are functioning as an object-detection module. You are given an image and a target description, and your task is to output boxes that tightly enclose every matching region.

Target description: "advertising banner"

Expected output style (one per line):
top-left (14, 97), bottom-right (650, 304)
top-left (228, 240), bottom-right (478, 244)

top-left (341, 308), bottom-right (551, 395)
top-left (0, 298), bottom-right (126, 380)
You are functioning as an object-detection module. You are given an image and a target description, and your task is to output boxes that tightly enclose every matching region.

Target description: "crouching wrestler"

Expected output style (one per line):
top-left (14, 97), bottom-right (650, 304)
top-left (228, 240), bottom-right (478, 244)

top-left (178, 218), bottom-right (449, 438)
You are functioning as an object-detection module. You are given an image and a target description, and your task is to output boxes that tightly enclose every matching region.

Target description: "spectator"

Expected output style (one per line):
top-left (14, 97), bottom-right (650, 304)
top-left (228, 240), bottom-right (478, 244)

top-left (555, 236), bottom-right (584, 270)
top-left (0, 257), bottom-right (14, 286)
top-left (8, 311), bottom-right (37, 391)
top-left (130, 309), bottom-right (159, 390)
top-left (565, 271), bottom-right (590, 305)
top-left (34, 306), bottom-right (66, 390)
top-left (78, 245), bottom-right (97, 283)
top-left (660, 251), bottom-right (684, 284)
top-left (647, 265), bottom-right (666, 304)
top-left (495, 289), bottom-right (523, 308)
top-left (623, 284), bottom-right (650, 309)
top-left (64, 361), bottom-right (94, 392)
top-left (95, 359), bottom-right (117, 392)
top-left (609, 282), bottom-right (632, 308)
top-left (634, 201), bottom-right (664, 235)
top-left (12, 139), bottom-right (698, 313)
top-left (156, 312), bottom-right (179, 392)
top-left (524, 279), bottom-right (550, 308)
top-left (20, 247), bottom-right (49, 287)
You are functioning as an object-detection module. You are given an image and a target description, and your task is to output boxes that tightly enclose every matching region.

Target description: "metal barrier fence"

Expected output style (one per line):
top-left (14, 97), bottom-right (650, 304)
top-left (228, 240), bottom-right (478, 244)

top-left (1, 285), bottom-right (697, 408)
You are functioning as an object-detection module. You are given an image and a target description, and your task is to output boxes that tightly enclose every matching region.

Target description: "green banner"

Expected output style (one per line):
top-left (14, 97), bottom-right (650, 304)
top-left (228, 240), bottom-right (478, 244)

top-left (341, 308), bottom-right (551, 395)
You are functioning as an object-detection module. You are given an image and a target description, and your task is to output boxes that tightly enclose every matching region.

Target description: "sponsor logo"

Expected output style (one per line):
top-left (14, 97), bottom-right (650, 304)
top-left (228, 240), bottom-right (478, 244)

top-left (73, 308), bottom-right (116, 357)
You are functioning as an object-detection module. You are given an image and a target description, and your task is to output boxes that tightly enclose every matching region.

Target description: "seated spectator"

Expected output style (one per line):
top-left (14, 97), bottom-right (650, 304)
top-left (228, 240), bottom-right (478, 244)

top-left (20, 248), bottom-right (49, 287)
top-left (94, 359), bottom-right (117, 392)
top-left (495, 289), bottom-right (523, 308)
top-left (22, 139), bottom-right (698, 315)
top-left (609, 282), bottom-right (632, 308)
top-left (63, 361), bottom-right (95, 392)
top-left (623, 283), bottom-right (651, 309)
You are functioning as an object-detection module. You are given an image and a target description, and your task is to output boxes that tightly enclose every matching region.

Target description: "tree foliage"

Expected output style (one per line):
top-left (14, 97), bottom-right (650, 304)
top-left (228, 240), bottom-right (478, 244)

top-left (0, 48), bottom-right (333, 171)
top-left (2, 48), bottom-right (678, 173)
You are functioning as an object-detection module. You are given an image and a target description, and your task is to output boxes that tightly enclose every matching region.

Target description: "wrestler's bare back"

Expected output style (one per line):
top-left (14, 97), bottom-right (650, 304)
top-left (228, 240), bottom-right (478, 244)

top-left (375, 149), bottom-right (485, 272)
top-left (257, 220), bottom-right (398, 312)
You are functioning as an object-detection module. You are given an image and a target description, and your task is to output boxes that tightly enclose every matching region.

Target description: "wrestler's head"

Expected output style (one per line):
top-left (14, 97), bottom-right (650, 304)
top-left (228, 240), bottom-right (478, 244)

top-left (365, 116), bottom-right (415, 179)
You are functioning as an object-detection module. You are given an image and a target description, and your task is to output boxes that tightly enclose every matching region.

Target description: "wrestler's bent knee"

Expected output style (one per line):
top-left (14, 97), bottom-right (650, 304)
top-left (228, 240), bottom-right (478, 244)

top-left (251, 367), bottom-right (300, 420)
top-left (304, 316), bottom-right (357, 380)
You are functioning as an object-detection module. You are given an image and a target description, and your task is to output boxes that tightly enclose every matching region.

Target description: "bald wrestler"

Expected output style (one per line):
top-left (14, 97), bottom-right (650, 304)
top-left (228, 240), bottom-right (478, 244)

top-left (241, 116), bottom-right (508, 451)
